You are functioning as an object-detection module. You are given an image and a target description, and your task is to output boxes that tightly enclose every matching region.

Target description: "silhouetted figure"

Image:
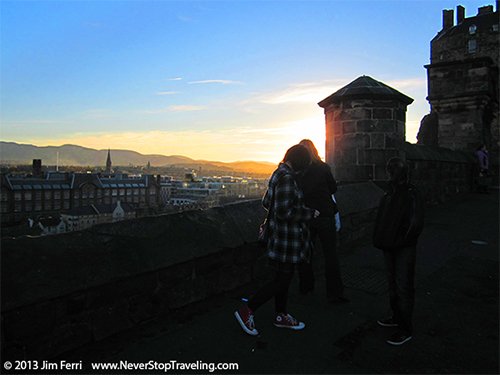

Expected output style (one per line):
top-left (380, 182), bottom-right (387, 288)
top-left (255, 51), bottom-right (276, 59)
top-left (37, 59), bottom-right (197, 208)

top-left (234, 145), bottom-right (319, 336)
top-left (296, 139), bottom-right (347, 303)
top-left (475, 144), bottom-right (490, 193)
top-left (373, 158), bottom-right (424, 346)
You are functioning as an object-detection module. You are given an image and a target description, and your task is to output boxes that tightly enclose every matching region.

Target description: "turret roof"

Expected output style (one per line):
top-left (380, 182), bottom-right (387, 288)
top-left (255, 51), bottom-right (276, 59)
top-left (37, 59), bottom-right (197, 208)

top-left (318, 75), bottom-right (414, 108)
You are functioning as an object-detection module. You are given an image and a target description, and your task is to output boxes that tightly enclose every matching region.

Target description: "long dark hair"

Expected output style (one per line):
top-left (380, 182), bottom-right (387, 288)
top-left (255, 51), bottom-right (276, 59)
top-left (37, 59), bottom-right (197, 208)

top-left (299, 139), bottom-right (321, 162)
top-left (283, 144), bottom-right (311, 172)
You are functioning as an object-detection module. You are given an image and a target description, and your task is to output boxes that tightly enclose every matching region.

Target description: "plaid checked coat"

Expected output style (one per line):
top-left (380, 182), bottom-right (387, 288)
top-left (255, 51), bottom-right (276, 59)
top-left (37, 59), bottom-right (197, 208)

top-left (262, 163), bottom-right (315, 264)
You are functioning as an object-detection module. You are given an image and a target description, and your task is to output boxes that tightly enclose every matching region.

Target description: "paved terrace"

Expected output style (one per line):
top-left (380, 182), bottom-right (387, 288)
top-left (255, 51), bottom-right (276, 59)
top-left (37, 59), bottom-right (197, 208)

top-left (59, 190), bottom-right (500, 374)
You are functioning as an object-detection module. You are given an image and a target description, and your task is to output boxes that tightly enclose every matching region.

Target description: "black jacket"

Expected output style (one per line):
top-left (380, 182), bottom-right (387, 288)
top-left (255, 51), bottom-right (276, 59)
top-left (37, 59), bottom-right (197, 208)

top-left (373, 183), bottom-right (424, 250)
top-left (297, 160), bottom-right (338, 218)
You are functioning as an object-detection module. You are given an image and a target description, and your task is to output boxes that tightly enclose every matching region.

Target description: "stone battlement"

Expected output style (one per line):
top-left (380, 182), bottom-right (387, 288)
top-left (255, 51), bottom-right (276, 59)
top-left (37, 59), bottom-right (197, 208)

top-left (1, 151), bottom-right (477, 359)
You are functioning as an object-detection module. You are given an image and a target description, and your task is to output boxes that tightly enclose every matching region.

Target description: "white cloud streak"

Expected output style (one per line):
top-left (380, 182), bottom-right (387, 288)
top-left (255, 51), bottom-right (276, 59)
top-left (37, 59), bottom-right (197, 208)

top-left (156, 91), bottom-right (179, 95)
top-left (142, 105), bottom-right (206, 114)
top-left (188, 79), bottom-right (243, 85)
top-left (246, 77), bottom-right (426, 106)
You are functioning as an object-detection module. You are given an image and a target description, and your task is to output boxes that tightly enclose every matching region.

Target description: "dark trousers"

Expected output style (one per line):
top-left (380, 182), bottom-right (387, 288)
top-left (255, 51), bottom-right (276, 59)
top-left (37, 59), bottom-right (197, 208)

top-left (248, 268), bottom-right (294, 314)
top-left (384, 245), bottom-right (416, 334)
top-left (299, 217), bottom-right (344, 299)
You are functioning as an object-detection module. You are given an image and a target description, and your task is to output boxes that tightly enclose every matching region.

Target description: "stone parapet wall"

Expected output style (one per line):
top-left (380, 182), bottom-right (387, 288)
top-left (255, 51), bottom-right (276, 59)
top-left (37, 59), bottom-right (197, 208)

top-left (0, 144), bottom-right (478, 359)
top-left (402, 143), bottom-right (476, 204)
top-left (1, 182), bottom-right (384, 359)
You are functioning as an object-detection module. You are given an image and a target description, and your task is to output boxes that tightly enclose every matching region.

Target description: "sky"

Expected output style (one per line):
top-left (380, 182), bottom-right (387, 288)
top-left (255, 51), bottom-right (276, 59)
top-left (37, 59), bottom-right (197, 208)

top-left (0, 0), bottom-right (495, 163)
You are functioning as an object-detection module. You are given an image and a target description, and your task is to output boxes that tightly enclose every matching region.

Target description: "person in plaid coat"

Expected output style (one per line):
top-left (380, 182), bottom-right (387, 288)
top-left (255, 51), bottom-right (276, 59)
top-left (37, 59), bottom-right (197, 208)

top-left (234, 145), bottom-right (319, 336)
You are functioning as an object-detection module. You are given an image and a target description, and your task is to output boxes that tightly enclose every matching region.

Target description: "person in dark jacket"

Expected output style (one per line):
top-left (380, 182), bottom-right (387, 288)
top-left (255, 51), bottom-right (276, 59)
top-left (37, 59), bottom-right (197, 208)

top-left (374, 157), bottom-right (424, 346)
top-left (296, 139), bottom-right (347, 303)
top-left (234, 144), bottom-right (320, 336)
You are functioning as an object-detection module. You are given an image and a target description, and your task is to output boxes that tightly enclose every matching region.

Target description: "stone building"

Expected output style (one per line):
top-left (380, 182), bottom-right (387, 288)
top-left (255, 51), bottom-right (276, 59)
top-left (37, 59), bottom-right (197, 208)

top-left (423, 3), bottom-right (499, 165)
top-left (0, 162), bottom-right (160, 226)
top-left (318, 75), bottom-right (413, 183)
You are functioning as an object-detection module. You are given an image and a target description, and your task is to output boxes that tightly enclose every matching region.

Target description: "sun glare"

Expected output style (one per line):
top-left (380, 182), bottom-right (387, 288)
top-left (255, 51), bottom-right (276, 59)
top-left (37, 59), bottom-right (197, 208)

top-left (282, 115), bottom-right (326, 160)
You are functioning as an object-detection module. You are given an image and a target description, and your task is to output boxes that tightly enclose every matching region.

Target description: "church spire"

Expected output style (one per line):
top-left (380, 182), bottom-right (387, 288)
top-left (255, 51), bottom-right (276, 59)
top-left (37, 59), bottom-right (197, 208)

top-left (105, 148), bottom-right (112, 174)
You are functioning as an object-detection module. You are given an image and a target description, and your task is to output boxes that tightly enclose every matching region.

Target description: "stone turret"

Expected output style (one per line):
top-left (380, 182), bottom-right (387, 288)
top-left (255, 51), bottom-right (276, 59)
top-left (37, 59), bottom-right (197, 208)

top-left (318, 75), bottom-right (413, 183)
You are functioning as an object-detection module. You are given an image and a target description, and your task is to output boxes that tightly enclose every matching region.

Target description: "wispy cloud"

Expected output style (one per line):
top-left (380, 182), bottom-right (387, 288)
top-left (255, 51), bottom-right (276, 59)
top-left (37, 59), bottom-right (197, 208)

top-left (385, 77), bottom-right (426, 90)
top-left (249, 79), bottom-right (346, 105)
top-left (156, 91), bottom-right (179, 96)
top-left (167, 105), bottom-right (206, 112)
top-left (167, 77), bottom-right (182, 81)
top-left (188, 79), bottom-right (243, 85)
top-left (246, 77), bottom-right (426, 106)
top-left (142, 105), bottom-right (206, 114)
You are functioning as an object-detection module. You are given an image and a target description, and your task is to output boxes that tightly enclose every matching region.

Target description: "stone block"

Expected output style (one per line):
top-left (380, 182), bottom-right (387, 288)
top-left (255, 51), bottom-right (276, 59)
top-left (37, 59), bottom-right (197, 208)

top-left (3, 302), bottom-right (56, 340)
top-left (374, 165), bottom-right (388, 180)
top-left (356, 120), bottom-right (376, 132)
top-left (87, 273), bottom-right (158, 310)
top-left (395, 121), bottom-right (406, 135)
top-left (344, 99), bottom-right (373, 108)
top-left (342, 121), bottom-right (356, 134)
top-left (335, 165), bottom-right (374, 182)
top-left (394, 109), bottom-right (406, 121)
top-left (332, 120), bottom-right (343, 135)
top-left (194, 249), bottom-right (232, 276)
top-left (370, 133), bottom-right (385, 148)
top-left (372, 100), bottom-right (398, 108)
top-left (363, 149), bottom-right (399, 165)
top-left (339, 148), bottom-right (357, 165)
top-left (41, 320), bottom-right (92, 359)
top-left (377, 120), bottom-right (397, 132)
top-left (65, 293), bottom-right (87, 316)
top-left (128, 294), bottom-right (158, 324)
top-left (373, 108), bottom-right (393, 119)
top-left (336, 108), bottom-right (371, 121)
top-left (341, 134), bottom-right (371, 150)
top-left (161, 277), bottom-right (206, 310)
top-left (91, 300), bottom-right (133, 341)
top-left (385, 134), bottom-right (404, 148)
top-left (233, 243), bottom-right (264, 265)
top-left (158, 261), bottom-right (193, 286)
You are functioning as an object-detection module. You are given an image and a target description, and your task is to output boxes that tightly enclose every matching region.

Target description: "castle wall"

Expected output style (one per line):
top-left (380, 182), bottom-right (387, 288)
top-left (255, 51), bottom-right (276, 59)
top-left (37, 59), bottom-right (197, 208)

top-left (426, 6), bottom-right (499, 172)
top-left (1, 183), bottom-right (383, 359)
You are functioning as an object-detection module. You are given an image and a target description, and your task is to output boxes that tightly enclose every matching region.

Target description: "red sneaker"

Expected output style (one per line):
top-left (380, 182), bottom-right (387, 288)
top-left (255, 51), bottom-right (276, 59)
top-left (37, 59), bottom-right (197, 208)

top-left (234, 306), bottom-right (259, 336)
top-left (273, 313), bottom-right (305, 330)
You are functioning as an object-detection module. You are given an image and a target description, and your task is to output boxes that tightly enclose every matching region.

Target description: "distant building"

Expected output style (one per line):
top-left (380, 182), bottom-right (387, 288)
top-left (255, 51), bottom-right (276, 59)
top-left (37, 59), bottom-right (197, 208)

top-left (423, 4), bottom-right (499, 164)
top-left (36, 216), bottom-right (66, 235)
top-left (158, 175), bottom-right (267, 208)
top-left (0, 160), bottom-right (160, 226)
top-left (61, 201), bottom-right (135, 232)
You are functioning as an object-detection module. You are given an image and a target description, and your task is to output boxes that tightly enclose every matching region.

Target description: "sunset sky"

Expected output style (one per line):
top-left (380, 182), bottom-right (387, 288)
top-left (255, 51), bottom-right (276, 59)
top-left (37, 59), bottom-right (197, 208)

top-left (0, 0), bottom-right (493, 163)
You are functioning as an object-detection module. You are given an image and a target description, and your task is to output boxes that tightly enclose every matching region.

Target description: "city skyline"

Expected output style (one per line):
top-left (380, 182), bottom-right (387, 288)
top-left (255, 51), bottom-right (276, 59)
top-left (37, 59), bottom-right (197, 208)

top-left (0, 0), bottom-right (492, 163)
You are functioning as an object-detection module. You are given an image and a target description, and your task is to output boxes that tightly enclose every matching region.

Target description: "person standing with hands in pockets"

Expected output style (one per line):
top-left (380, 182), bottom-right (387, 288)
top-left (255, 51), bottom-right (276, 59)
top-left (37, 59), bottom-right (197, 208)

top-left (374, 157), bottom-right (424, 346)
top-left (234, 144), bottom-right (319, 336)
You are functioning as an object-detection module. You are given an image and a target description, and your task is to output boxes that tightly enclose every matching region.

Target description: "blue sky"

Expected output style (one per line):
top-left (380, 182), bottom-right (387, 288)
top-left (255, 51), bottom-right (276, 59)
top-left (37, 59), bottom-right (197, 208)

top-left (0, 0), bottom-right (494, 162)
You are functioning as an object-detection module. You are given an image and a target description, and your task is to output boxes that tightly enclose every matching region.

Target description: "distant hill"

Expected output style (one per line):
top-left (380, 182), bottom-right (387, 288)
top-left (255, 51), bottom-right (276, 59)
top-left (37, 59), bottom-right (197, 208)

top-left (0, 141), bottom-right (276, 175)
